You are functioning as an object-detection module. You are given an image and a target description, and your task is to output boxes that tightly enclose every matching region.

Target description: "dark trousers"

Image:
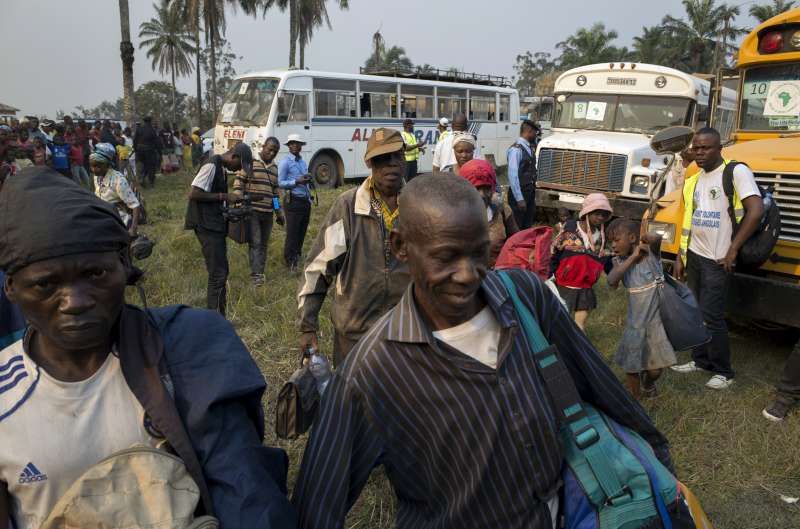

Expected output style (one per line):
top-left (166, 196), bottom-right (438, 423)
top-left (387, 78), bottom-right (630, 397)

top-left (509, 183), bottom-right (536, 230)
top-left (686, 250), bottom-right (734, 378)
top-left (138, 149), bottom-right (158, 186)
top-left (405, 160), bottom-right (418, 181)
top-left (777, 341), bottom-right (800, 401)
top-left (333, 331), bottom-right (359, 367)
top-left (195, 228), bottom-right (228, 317)
top-left (248, 211), bottom-right (274, 278)
top-left (284, 197), bottom-right (311, 268)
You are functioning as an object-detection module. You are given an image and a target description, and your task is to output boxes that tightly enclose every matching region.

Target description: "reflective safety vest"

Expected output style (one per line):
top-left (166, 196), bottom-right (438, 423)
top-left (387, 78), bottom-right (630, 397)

top-left (401, 131), bottom-right (419, 162)
top-left (679, 159), bottom-right (745, 264)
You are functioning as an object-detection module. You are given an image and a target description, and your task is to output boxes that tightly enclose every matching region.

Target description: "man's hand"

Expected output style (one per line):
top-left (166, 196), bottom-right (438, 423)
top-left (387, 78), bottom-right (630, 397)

top-left (672, 256), bottom-right (685, 281)
top-left (297, 174), bottom-right (312, 185)
top-left (516, 200), bottom-right (527, 212)
top-left (128, 228), bottom-right (138, 239)
top-left (717, 247), bottom-right (738, 274)
top-left (632, 242), bottom-right (649, 263)
top-left (223, 193), bottom-right (241, 203)
top-left (299, 332), bottom-right (318, 354)
top-left (276, 210), bottom-right (286, 226)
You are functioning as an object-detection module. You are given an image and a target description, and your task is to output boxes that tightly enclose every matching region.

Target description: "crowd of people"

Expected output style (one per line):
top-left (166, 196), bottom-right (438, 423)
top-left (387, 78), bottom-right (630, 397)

top-left (0, 107), bottom-right (798, 529)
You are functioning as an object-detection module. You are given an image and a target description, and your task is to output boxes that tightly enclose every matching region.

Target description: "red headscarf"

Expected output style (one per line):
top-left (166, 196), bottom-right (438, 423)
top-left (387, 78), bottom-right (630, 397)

top-left (459, 159), bottom-right (496, 190)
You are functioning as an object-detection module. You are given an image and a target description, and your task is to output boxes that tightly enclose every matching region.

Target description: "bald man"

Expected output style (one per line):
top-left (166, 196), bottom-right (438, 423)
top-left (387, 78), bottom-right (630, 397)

top-left (293, 173), bottom-right (671, 529)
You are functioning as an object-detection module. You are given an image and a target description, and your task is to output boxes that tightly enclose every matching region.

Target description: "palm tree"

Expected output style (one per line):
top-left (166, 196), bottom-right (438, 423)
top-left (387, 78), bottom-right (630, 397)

top-left (118, 0), bottom-right (136, 126)
top-left (261, 0), bottom-right (347, 68)
top-left (662, 0), bottom-right (746, 72)
top-left (556, 23), bottom-right (630, 70)
top-left (363, 30), bottom-right (413, 70)
top-left (750, 0), bottom-right (796, 23)
top-left (633, 26), bottom-right (687, 68)
top-left (139, 0), bottom-right (196, 125)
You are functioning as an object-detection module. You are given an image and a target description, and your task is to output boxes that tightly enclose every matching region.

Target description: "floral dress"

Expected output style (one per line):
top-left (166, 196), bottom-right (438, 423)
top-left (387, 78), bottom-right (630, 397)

top-left (614, 252), bottom-right (677, 373)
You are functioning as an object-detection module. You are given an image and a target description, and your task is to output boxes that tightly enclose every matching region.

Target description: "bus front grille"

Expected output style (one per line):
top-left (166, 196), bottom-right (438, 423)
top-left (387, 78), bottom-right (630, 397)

top-left (754, 172), bottom-right (800, 243)
top-left (538, 148), bottom-right (627, 193)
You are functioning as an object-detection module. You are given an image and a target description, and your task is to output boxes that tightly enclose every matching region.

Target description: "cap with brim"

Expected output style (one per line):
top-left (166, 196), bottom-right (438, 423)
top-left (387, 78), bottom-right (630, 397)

top-left (364, 128), bottom-right (405, 162)
top-left (285, 133), bottom-right (306, 146)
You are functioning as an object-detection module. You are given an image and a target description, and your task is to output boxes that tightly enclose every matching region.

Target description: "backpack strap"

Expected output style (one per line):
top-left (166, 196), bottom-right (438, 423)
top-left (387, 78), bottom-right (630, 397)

top-left (722, 161), bottom-right (743, 237)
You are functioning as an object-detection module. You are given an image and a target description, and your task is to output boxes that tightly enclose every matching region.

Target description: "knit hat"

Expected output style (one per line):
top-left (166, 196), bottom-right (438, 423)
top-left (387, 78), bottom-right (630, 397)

top-left (579, 193), bottom-right (612, 219)
top-left (459, 159), bottom-right (496, 190)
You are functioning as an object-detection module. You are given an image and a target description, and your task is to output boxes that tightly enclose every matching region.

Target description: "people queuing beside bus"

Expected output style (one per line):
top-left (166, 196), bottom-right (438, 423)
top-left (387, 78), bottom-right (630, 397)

top-left (507, 119), bottom-right (539, 230)
top-left (551, 193), bottom-right (613, 331)
top-left (607, 219), bottom-right (676, 399)
top-left (297, 128), bottom-right (410, 364)
top-left (279, 134), bottom-right (314, 270)
top-left (458, 159), bottom-right (518, 267)
top-left (431, 112), bottom-right (480, 172)
top-left (0, 168), bottom-right (297, 529)
top-left (233, 136), bottom-right (285, 287)
top-left (292, 173), bottom-right (672, 529)
top-left (671, 127), bottom-right (764, 390)
top-left (401, 118), bottom-right (426, 181)
top-left (185, 145), bottom-right (246, 317)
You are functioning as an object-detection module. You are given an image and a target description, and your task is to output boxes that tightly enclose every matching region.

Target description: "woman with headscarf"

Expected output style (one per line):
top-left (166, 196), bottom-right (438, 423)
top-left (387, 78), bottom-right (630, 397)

top-left (459, 159), bottom-right (519, 267)
top-left (441, 132), bottom-right (477, 175)
top-left (90, 143), bottom-right (141, 238)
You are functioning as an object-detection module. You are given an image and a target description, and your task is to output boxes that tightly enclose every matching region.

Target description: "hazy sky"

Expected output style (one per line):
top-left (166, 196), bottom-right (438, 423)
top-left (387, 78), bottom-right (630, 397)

top-left (0, 0), bottom-right (763, 118)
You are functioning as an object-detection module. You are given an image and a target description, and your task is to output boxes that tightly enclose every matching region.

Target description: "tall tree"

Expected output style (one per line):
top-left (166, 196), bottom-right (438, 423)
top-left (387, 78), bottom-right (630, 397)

top-left (363, 30), bottom-right (413, 70)
top-left (118, 0), bottom-right (136, 126)
top-left (200, 38), bottom-right (239, 116)
top-left (139, 0), bottom-right (196, 126)
top-left (513, 51), bottom-right (557, 97)
top-left (662, 0), bottom-right (746, 72)
top-left (261, 0), bottom-right (347, 68)
top-left (750, 0), bottom-right (796, 23)
top-left (556, 23), bottom-right (631, 70)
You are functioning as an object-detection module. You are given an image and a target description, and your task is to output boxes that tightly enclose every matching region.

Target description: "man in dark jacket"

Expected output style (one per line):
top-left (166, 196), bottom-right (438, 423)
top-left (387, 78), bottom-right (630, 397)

top-left (0, 168), bottom-right (295, 529)
top-left (133, 116), bottom-right (161, 187)
top-left (298, 128), bottom-right (410, 364)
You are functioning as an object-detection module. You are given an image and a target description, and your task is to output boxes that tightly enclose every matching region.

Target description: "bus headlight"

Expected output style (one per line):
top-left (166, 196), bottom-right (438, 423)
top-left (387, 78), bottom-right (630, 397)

top-left (630, 175), bottom-right (650, 194)
top-left (648, 222), bottom-right (676, 244)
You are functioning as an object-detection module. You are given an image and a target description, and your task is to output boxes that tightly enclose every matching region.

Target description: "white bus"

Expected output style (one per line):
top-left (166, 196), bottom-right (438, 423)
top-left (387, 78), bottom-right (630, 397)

top-left (536, 63), bottom-right (737, 219)
top-left (214, 69), bottom-right (520, 186)
top-left (521, 96), bottom-right (554, 137)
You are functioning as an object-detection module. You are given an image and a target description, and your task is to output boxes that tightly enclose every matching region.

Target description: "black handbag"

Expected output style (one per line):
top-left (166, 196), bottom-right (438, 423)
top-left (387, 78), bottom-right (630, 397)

top-left (275, 351), bottom-right (319, 440)
top-left (656, 271), bottom-right (711, 351)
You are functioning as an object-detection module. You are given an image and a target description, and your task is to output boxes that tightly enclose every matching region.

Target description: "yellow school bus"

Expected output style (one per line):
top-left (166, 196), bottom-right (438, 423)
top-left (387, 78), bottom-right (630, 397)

top-left (654, 8), bottom-right (800, 327)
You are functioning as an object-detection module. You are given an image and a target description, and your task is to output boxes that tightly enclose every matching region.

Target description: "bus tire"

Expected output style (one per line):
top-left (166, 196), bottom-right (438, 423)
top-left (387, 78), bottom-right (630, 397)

top-left (310, 153), bottom-right (341, 188)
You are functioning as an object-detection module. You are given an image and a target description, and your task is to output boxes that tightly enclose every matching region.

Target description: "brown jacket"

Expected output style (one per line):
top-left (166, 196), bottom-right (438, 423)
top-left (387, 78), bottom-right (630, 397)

top-left (298, 179), bottom-right (410, 359)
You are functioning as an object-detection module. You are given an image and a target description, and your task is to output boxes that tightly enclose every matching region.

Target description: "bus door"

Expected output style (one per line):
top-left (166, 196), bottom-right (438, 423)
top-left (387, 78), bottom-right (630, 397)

top-left (275, 90), bottom-right (312, 157)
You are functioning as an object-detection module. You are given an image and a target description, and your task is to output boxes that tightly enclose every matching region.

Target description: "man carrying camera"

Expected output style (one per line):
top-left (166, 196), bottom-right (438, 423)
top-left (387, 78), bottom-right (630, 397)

top-left (279, 134), bottom-right (313, 270)
top-left (185, 145), bottom-right (246, 317)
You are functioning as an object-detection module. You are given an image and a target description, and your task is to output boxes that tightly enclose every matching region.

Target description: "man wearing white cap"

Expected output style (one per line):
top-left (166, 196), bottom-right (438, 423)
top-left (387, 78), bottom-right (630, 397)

top-left (279, 134), bottom-right (313, 269)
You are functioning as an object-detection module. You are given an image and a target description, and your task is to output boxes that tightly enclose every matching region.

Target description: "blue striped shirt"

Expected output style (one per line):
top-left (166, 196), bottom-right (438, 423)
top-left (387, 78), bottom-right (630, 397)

top-left (292, 269), bottom-right (671, 529)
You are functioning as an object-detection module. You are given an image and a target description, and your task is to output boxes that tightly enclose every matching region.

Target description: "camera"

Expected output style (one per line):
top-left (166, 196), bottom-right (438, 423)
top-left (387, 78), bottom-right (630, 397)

top-left (222, 196), bottom-right (253, 223)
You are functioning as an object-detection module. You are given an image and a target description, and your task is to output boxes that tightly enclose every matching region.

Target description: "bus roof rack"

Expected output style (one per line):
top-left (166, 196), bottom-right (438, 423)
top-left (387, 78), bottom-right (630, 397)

top-left (359, 66), bottom-right (511, 87)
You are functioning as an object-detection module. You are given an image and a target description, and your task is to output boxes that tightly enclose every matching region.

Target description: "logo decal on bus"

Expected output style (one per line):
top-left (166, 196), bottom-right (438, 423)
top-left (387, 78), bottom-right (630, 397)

top-left (351, 128), bottom-right (442, 144)
top-left (223, 129), bottom-right (246, 140)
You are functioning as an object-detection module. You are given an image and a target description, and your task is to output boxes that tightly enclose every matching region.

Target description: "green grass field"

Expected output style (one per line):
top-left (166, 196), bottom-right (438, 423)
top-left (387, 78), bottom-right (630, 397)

top-left (135, 169), bottom-right (800, 528)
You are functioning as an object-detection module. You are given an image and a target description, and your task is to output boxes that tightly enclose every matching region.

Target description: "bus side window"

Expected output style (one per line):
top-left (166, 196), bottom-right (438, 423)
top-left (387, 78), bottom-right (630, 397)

top-left (696, 104), bottom-right (709, 128)
top-left (499, 95), bottom-right (510, 122)
top-left (278, 93), bottom-right (308, 123)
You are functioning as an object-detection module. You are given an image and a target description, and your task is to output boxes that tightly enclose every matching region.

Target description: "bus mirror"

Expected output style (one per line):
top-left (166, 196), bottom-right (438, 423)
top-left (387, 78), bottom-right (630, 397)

top-left (650, 126), bottom-right (694, 154)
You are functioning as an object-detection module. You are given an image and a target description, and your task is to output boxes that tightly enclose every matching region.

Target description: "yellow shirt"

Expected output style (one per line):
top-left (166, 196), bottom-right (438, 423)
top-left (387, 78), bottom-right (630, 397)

top-left (116, 144), bottom-right (132, 161)
top-left (367, 177), bottom-right (399, 231)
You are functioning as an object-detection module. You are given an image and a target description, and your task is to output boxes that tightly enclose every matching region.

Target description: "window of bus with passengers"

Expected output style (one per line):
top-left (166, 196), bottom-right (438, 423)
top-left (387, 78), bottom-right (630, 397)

top-left (220, 78), bottom-right (279, 126)
top-left (554, 93), bottom-right (692, 134)
top-left (740, 63), bottom-right (800, 131)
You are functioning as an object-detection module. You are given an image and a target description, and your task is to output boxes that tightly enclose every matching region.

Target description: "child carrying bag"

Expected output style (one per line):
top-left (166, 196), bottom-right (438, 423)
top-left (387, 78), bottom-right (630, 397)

top-left (497, 271), bottom-right (704, 529)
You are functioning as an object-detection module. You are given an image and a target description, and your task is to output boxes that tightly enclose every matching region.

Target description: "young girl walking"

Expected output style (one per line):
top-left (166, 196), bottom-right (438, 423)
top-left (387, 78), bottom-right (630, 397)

top-left (551, 193), bottom-right (613, 330)
top-left (607, 219), bottom-right (677, 398)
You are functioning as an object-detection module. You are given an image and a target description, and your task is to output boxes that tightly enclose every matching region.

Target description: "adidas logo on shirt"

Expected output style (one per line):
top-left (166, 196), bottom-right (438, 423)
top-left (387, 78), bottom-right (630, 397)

top-left (18, 462), bottom-right (48, 484)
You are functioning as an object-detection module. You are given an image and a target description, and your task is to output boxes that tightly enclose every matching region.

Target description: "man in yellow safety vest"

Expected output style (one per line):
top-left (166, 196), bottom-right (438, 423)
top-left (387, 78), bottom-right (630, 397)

top-left (670, 127), bottom-right (764, 390)
top-left (401, 119), bottom-right (426, 181)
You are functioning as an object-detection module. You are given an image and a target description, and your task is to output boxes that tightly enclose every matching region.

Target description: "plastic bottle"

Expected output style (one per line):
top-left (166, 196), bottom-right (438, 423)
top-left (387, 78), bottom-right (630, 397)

top-left (308, 348), bottom-right (332, 396)
top-left (273, 196), bottom-right (281, 211)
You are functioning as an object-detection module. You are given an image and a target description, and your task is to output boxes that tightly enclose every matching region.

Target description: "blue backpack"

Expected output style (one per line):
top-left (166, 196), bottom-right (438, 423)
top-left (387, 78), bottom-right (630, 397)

top-left (498, 272), bottom-right (696, 529)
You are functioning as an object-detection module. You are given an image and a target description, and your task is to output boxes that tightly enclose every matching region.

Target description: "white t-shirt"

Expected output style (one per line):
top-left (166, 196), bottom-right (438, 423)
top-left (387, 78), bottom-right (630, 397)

top-left (688, 163), bottom-right (760, 261)
top-left (191, 162), bottom-right (218, 192)
top-left (432, 131), bottom-right (482, 170)
top-left (0, 341), bottom-right (156, 529)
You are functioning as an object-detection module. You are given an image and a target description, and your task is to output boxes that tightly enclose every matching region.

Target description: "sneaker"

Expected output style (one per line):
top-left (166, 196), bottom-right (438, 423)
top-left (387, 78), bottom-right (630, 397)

top-left (251, 274), bottom-right (265, 287)
top-left (762, 397), bottom-right (794, 422)
top-left (705, 374), bottom-right (734, 390)
top-left (671, 361), bottom-right (700, 373)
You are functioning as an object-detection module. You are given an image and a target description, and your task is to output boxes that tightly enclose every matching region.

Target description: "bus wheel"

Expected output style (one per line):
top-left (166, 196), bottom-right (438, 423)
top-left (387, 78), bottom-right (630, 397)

top-left (311, 154), bottom-right (340, 188)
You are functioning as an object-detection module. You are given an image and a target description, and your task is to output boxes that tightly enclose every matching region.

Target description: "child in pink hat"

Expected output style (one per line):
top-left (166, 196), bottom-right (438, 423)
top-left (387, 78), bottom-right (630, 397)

top-left (551, 193), bottom-right (613, 330)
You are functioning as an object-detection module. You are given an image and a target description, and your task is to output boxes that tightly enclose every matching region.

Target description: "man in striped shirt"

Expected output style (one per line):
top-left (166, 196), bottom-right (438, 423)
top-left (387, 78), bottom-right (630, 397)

top-left (293, 174), bottom-right (672, 529)
top-left (233, 137), bottom-right (285, 286)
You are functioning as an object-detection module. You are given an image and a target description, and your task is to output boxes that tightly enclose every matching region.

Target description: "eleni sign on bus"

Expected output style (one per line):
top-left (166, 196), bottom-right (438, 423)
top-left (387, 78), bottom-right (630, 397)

top-left (223, 129), bottom-right (246, 140)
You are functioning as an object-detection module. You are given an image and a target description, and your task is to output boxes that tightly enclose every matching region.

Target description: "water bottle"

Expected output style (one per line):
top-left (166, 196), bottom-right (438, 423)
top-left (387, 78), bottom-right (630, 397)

top-left (273, 196), bottom-right (281, 211)
top-left (307, 347), bottom-right (332, 396)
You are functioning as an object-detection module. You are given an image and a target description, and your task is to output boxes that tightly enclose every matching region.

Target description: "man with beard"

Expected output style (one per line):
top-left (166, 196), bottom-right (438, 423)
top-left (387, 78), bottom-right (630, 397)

top-left (297, 128), bottom-right (410, 364)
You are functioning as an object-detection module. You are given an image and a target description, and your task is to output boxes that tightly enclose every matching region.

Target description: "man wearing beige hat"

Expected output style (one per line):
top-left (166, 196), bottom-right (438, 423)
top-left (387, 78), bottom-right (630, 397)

top-left (297, 128), bottom-right (411, 363)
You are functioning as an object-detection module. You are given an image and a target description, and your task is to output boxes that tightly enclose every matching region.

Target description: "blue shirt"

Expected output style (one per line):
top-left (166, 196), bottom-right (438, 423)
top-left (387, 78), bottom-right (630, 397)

top-left (507, 137), bottom-right (532, 202)
top-left (278, 154), bottom-right (310, 200)
top-left (50, 143), bottom-right (71, 170)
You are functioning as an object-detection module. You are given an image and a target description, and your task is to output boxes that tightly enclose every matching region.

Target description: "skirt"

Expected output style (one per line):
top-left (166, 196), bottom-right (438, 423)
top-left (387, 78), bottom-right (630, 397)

top-left (556, 285), bottom-right (597, 312)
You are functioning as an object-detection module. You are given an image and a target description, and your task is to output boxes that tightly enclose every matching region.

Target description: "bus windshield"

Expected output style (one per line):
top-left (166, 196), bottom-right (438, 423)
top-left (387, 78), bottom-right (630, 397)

top-left (554, 93), bottom-right (692, 134)
top-left (218, 78), bottom-right (280, 126)
top-left (740, 63), bottom-right (800, 131)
